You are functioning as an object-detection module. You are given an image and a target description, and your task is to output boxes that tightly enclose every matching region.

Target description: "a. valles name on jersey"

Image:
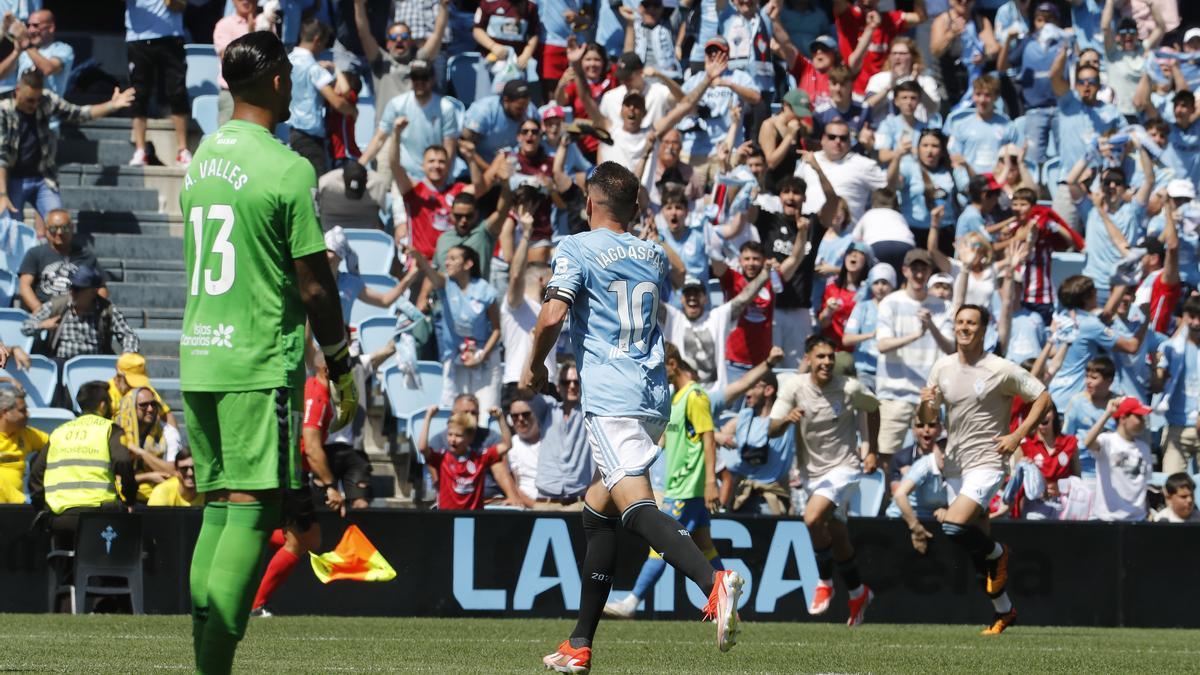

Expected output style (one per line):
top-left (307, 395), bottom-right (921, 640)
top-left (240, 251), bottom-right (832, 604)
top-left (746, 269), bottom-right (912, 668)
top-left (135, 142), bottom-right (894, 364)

top-left (183, 158), bottom-right (249, 191)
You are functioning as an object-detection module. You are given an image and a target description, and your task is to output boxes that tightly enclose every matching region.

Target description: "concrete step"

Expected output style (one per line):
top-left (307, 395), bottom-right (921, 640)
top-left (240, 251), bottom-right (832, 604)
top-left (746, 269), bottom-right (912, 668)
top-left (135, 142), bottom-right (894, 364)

top-left (119, 306), bottom-right (184, 330)
top-left (59, 164), bottom-right (147, 188)
top-left (145, 356), bottom-right (179, 380)
top-left (119, 269), bottom-right (186, 284)
top-left (92, 234), bottom-right (183, 260)
top-left (108, 281), bottom-right (186, 309)
top-left (56, 138), bottom-right (133, 166)
top-left (136, 328), bottom-right (182, 358)
top-left (60, 186), bottom-right (160, 212)
top-left (99, 257), bottom-right (185, 272)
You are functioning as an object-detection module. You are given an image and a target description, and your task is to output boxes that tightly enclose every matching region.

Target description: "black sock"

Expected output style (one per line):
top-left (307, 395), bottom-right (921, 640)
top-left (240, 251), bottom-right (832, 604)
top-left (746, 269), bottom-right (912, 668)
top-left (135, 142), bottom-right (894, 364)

top-left (814, 546), bottom-right (834, 582)
top-left (943, 522), bottom-right (994, 575)
top-left (621, 500), bottom-right (714, 596)
top-left (570, 506), bottom-right (620, 647)
top-left (836, 556), bottom-right (862, 590)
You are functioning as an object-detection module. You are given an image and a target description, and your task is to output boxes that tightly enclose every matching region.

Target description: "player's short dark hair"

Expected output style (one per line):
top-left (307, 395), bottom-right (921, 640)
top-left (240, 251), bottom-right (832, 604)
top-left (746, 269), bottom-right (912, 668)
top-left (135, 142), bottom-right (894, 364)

top-left (299, 18), bottom-right (329, 44)
top-left (1011, 187), bottom-right (1038, 204)
top-left (1085, 356), bottom-right (1115, 380)
top-left (777, 176), bottom-right (807, 196)
top-left (893, 79), bottom-right (922, 97)
top-left (452, 192), bottom-right (477, 209)
top-left (1183, 296), bottom-right (1200, 318)
top-left (1058, 275), bottom-right (1095, 309)
top-left (223, 31), bottom-right (289, 95)
top-left (18, 69), bottom-right (43, 90)
top-left (1165, 472), bottom-right (1196, 496)
top-left (739, 240), bottom-right (765, 257)
top-left (174, 447), bottom-right (193, 465)
top-left (955, 303), bottom-right (991, 327)
top-left (586, 162), bottom-right (641, 226)
top-left (450, 245), bottom-right (482, 279)
top-left (76, 381), bottom-right (111, 416)
top-left (805, 334), bottom-right (836, 353)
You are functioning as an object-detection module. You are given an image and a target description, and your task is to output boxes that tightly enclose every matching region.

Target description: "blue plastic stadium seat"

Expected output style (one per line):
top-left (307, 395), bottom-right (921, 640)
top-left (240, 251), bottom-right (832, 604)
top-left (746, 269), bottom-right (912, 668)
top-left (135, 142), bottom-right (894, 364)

top-left (191, 94), bottom-right (219, 136)
top-left (26, 407), bottom-right (75, 434)
top-left (62, 355), bottom-right (119, 412)
top-left (344, 229), bottom-right (394, 275)
top-left (348, 273), bottom-right (399, 327)
top-left (8, 355), bottom-right (58, 408)
top-left (1050, 251), bottom-right (1086, 293)
top-left (0, 308), bottom-right (33, 352)
top-left (382, 361), bottom-right (444, 436)
top-left (408, 406), bottom-right (451, 456)
top-left (184, 45), bottom-right (219, 99)
top-left (356, 315), bottom-right (395, 358)
top-left (706, 278), bottom-right (724, 307)
top-left (0, 269), bottom-right (13, 308)
top-left (845, 471), bottom-right (886, 517)
top-left (354, 98), bottom-right (376, 153)
top-left (447, 53), bottom-right (490, 109)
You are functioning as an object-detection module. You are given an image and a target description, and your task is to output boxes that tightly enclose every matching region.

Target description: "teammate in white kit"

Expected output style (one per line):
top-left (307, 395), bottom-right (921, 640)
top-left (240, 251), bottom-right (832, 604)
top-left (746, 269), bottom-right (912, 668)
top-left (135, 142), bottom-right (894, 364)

top-left (919, 304), bottom-right (1051, 635)
top-left (770, 335), bottom-right (879, 626)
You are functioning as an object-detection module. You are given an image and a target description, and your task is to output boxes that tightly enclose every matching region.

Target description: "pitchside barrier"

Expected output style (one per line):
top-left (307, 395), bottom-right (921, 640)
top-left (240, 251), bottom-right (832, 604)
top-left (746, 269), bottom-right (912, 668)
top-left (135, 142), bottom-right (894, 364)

top-left (0, 506), bottom-right (1197, 627)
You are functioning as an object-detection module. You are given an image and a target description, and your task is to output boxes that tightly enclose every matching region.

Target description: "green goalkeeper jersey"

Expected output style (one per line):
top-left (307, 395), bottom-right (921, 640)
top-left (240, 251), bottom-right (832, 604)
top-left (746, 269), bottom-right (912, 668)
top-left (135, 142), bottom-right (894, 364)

top-left (179, 119), bottom-right (327, 392)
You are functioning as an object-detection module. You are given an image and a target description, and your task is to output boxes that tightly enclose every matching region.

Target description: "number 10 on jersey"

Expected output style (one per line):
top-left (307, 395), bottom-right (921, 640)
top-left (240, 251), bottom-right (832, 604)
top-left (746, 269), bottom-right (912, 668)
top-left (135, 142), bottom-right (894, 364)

top-left (608, 279), bottom-right (658, 353)
top-left (188, 204), bottom-right (236, 296)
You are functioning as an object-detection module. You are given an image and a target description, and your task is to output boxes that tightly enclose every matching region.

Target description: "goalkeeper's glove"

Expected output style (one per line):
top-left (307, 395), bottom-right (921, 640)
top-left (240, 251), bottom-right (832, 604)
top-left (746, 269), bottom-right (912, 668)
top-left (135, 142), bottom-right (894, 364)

top-left (323, 339), bottom-right (357, 432)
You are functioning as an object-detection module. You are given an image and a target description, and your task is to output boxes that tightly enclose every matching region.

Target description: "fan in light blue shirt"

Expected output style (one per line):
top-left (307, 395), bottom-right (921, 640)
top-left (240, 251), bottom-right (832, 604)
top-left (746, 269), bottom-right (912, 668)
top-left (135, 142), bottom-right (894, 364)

top-left (374, 91), bottom-right (462, 180)
top-left (944, 104), bottom-right (1019, 174)
top-left (1079, 193), bottom-right (1148, 298)
top-left (1052, 91), bottom-right (1121, 179)
top-left (1048, 313), bottom-right (1119, 410)
top-left (125, 0), bottom-right (183, 41)
top-left (678, 65), bottom-right (759, 161)
top-left (1062, 389), bottom-right (1115, 478)
top-left (1160, 333), bottom-right (1200, 428)
top-left (287, 46), bottom-right (336, 136)
top-left (885, 454), bottom-right (948, 519)
top-left (894, 153), bottom-right (968, 232)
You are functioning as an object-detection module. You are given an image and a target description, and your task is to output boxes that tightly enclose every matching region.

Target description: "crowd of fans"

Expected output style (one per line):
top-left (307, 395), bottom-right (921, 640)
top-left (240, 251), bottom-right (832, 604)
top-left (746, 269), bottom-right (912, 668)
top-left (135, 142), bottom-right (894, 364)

top-left (0, 0), bottom-right (1198, 525)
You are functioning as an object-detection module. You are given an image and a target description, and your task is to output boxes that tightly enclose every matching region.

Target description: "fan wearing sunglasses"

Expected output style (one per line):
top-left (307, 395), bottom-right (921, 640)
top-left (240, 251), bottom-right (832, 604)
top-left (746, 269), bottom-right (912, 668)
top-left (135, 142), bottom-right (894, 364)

top-left (352, 0), bottom-right (449, 122)
top-left (1101, 2), bottom-right (1166, 122)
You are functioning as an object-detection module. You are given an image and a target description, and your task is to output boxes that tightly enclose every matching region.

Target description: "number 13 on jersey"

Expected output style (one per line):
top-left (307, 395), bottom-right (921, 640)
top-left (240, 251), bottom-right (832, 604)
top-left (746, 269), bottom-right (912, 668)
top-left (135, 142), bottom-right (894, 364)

top-left (188, 204), bottom-right (236, 296)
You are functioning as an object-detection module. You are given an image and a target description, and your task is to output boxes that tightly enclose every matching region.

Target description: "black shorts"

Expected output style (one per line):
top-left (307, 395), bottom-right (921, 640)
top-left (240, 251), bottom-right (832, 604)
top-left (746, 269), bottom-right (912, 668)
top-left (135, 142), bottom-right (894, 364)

top-left (127, 36), bottom-right (189, 117)
top-left (325, 442), bottom-right (373, 503)
top-left (284, 477), bottom-right (318, 531)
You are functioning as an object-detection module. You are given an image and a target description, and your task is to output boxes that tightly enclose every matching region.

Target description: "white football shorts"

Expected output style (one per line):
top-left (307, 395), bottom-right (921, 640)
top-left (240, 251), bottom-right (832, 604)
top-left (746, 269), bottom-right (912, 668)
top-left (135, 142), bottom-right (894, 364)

top-left (584, 414), bottom-right (668, 490)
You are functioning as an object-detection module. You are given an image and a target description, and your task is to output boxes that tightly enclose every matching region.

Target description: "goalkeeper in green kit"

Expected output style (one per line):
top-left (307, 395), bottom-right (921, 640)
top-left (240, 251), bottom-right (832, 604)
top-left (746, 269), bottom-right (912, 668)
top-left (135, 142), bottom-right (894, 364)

top-left (179, 31), bottom-right (357, 674)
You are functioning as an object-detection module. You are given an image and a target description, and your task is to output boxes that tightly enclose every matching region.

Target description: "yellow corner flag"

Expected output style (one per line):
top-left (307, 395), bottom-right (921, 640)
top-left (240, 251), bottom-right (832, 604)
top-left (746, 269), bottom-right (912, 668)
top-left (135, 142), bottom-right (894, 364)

top-left (309, 525), bottom-right (397, 584)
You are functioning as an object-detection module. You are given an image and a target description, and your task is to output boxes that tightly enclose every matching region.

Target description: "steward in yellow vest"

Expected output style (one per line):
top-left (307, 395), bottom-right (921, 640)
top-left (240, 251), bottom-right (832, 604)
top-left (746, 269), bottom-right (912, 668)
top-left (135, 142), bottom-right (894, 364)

top-left (30, 381), bottom-right (137, 520)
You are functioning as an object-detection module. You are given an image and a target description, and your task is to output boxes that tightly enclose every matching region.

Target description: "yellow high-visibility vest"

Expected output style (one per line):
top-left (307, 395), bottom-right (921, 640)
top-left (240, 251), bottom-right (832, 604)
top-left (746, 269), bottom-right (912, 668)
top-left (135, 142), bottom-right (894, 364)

top-left (44, 414), bottom-right (117, 515)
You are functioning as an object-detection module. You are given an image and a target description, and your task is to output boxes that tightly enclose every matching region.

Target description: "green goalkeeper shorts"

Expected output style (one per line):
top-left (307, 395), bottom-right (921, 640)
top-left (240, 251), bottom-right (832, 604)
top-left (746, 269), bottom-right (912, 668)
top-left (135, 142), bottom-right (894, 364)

top-left (184, 388), bottom-right (302, 492)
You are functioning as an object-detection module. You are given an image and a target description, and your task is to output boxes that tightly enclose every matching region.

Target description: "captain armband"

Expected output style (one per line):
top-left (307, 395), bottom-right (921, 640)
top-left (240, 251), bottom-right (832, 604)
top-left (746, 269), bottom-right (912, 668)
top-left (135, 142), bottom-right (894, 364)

top-left (544, 285), bottom-right (576, 306)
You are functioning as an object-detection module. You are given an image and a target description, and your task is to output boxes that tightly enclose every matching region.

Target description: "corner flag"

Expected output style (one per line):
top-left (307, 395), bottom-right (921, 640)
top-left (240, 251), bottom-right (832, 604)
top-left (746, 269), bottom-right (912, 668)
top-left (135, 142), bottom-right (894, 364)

top-left (309, 525), bottom-right (397, 583)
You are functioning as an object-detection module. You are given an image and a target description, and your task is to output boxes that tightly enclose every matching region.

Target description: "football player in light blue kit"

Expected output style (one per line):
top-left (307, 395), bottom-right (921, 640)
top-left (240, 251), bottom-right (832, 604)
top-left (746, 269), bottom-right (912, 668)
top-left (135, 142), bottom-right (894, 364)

top-left (523, 162), bottom-right (744, 674)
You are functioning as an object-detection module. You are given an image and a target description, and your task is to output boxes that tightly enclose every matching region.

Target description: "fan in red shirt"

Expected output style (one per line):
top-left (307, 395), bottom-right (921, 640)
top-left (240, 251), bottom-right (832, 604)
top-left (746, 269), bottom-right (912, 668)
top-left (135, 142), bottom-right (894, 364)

top-left (418, 405), bottom-right (513, 510)
top-left (1006, 404), bottom-right (1078, 518)
top-left (555, 42), bottom-right (616, 160)
top-left (251, 362), bottom-right (346, 615)
top-left (391, 118), bottom-right (470, 262)
top-left (818, 243), bottom-right (871, 349)
top-left (833, 0), bottom-right (923, 94)
top-left (715, 241), bottom-right (775, 374)
top-left (766, 4), bottom-right (839, 104)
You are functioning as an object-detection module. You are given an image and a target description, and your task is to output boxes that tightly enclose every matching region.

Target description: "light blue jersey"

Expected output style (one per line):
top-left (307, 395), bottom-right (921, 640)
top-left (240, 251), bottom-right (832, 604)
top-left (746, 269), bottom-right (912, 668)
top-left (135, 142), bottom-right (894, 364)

top-left (945, 112), bottom-right (1018, 174)
top-left (550, 228), bottom-right (672, 420)
top-left (19, 41), bottom-right (72, 98)
top-left (1161, 335), bottom-right (1200, 427)
top-left (1054, 92), bottom-right (1121, 177)
top-left (287, 47), bottom-right (334, 136)
top-left (844, 298), bottom-right (880, 386)
top-left (1048, 313), bottom-right (1118, 410)
top-left (1147, 209), bottom-right (1198, 286)
top-left (1062, 390), bottom-right (1114, 478)
top-left (378, 92), bottom-right (462, 180)
top-left (884, 454), bottom-right (948, 519)
top-left (1080, 199), bottom-right (1146, 295)
top-left (125, 0), bottom-right (183, 41)
top-left (727, 407), bottom-right (795, 483)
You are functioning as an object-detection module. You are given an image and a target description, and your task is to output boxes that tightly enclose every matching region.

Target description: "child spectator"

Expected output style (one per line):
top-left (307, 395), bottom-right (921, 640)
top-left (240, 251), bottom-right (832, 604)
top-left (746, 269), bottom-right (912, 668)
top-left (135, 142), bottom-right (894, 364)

top-left (1061, 357), bottom-right (1117, 479)
top-left (324, 70), bottom-right (363, 168)
top-left (1001, 187), bottom-right (1085, 325)
top-left (1154, 473), bottom-right (1199, 523)
top-left (418, 406), bottom-right (513, 510)
top-left (1081, 396), bottom-right (1153, 522)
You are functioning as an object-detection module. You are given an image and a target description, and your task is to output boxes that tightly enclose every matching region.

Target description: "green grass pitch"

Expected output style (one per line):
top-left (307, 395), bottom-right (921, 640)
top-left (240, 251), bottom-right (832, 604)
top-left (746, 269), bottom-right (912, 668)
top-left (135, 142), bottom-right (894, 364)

top-left (4, 614), bottom-right (1198, 673)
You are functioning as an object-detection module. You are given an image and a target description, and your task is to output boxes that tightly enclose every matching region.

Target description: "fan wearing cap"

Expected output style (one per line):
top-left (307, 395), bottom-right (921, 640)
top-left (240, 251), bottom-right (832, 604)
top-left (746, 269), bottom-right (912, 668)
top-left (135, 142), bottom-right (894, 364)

top-left (285, 20), bottom-right (358, 176)
top-left (831, 0), bottom-right (924, 95)
top-left (757, 89), bottom-right (812, 184)
top-left (677, 37), bottom-right (760, 175)
top-left (1144, 179), bottom-right (1196, 288)
top-left (599, 53), bottom-right (677, 133)
top-left (357, 58), bottom-right (459, 184)
top-left (566, 37), bottom-right (730, 175)
top-left (352, 0), bottom-right (449, 121)
top-left (316, 158), bottom-right (391, 230)
top-left (767, 20), bottom-right (841, 104)
top-left (19, 264), bottom-right (141, 361)
top-left (1081, 396), bottom-right (1153, 521)
top-left (461, 79), bottom-right (541, 167)
top-left (1102, 2), bottom-right (1166, 121)
top-left (109, 352), bottom-right (178, 430)
top-left (617, 0), bottom-right (683, 81)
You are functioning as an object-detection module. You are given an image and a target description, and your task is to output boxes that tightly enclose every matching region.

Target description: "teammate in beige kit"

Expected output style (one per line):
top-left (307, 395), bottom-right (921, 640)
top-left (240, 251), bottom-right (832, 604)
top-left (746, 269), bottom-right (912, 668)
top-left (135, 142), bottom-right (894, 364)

top-left (918, 304), bottom-right (1051, 636)
top-left (770, 335), bottom-right (879, 626)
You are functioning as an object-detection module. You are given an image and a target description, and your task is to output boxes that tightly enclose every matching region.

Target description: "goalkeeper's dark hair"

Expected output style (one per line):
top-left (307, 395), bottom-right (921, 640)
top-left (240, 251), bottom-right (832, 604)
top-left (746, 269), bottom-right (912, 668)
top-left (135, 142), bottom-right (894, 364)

top-left (223, 31), bottom-right (290, 96)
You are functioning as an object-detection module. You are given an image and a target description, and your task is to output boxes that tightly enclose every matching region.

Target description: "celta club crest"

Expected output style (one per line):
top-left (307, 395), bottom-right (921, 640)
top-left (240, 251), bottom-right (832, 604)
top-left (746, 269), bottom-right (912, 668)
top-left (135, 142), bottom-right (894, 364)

top-left (101, 525), bottom-right (117, 554)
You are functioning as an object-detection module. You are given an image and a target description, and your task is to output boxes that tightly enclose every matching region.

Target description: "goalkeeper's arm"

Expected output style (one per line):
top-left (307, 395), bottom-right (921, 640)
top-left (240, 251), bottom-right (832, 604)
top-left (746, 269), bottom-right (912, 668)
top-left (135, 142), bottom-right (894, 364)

top-left (295, 250), bottom-right (357, 430)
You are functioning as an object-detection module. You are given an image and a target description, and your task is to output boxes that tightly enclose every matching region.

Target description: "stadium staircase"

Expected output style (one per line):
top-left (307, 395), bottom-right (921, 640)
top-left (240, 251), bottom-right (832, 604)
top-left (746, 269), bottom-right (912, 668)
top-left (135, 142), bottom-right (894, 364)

top-left (43, 117), bottom-right (406, 504)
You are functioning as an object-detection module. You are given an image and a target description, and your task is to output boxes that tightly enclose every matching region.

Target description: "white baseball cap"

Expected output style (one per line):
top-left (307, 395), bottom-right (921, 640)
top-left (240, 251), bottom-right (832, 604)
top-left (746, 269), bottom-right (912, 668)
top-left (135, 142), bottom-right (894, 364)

top-left (1185, 27), bottom-right (1200, 44)
top-left (929, 273), bottom-right (954, 287)
top-left (1166, 178), bottom-right (1196, 200)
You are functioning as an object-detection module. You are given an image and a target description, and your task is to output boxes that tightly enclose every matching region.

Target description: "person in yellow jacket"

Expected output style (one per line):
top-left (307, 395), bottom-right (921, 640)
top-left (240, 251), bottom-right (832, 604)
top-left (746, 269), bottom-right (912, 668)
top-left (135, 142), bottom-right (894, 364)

top-left (107, 352), bottom-right (179, 428)
top-left (148, 448), bottom-right (204, 507)
top-left (0, 386), bottom-right (48, 504)
top-left (29, 381), bottom-right (137, 549)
